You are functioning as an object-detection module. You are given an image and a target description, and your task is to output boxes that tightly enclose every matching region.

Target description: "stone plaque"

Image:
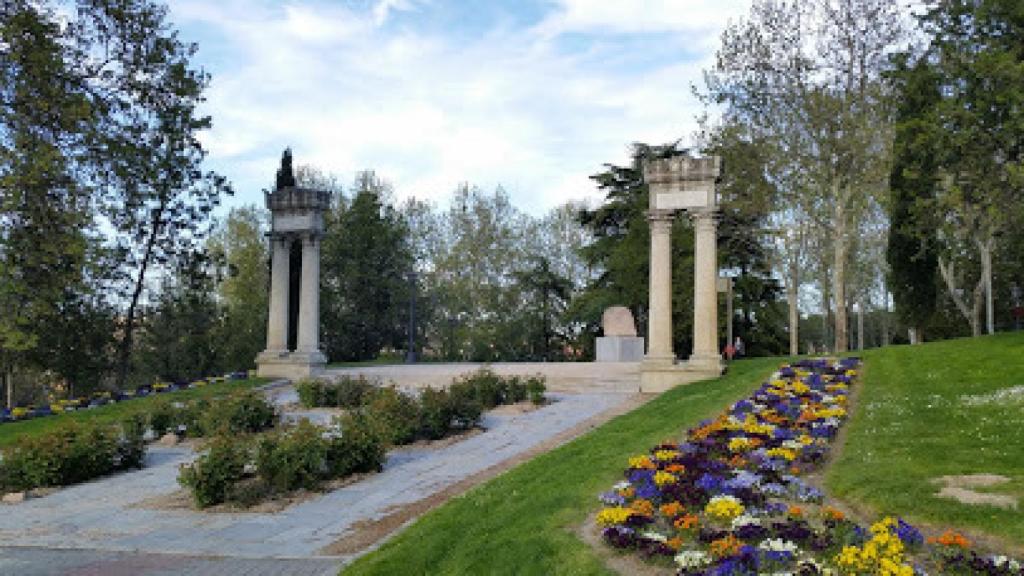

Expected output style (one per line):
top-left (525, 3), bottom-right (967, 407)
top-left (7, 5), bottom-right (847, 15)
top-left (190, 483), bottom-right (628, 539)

top-left (602, 306), bottom-right (637, 337)
top-left (654, 186), bottom-right (715, 210)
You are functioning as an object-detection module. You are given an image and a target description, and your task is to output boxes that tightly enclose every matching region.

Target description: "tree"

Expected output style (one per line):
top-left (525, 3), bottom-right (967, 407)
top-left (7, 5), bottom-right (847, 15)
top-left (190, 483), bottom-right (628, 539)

top-left (887, 56), bottom-right (941, 343)
top-left (514, 257), bottom-right (573, 360)
top-left (73, 0), bottom-right (231, 388)
top-left (704, 0), bottom-right (906, 352)
top-left (321, 171), bottom-right (412, 361)
top-left (0, 1), bottom-right (96, 406)
top-left (207, 206), bottom-right (268, 371)
top-left (918, 0), bottom-right (1024, 336)
top-left (137, 251), bottom-right (222, 383)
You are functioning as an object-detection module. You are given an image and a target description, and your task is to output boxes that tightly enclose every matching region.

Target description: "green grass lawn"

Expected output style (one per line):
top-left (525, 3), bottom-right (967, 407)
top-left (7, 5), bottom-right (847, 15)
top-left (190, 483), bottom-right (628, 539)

top-left (0, 377), bottom-right (271, 449)
top-left (827, 332), bottom-right (1024, 549)
top-left (342, 357), bottom-right (786, 576)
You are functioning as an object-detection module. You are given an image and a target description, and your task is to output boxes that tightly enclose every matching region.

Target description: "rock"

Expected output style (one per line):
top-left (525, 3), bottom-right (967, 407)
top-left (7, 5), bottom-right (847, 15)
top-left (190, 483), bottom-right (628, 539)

top-left (601, 306), bottom-right (638, 337)
top-left (158, 433), bottom-right (180, 446)
top-left (3, 492), bottom-right (26, 504)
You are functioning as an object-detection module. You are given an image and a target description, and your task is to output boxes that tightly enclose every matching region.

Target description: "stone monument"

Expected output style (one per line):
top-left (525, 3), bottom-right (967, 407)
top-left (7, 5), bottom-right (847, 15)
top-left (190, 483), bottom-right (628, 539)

top-left (640, 152), bottom-right (725, 392)
top-left (595, 306), bottom-right (644, 362)
top-left (256, 149), bottom-right (332, 379)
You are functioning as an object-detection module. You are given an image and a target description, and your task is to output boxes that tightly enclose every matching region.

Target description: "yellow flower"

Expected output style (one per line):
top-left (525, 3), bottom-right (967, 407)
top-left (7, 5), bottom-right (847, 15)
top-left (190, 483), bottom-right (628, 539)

top-left (628, 455), bottom-right (656, 469)
top-left (596, 507), bottom-right (633, 526)
top-left (654, 471), bottom-right (677, 487)
top-left (704, 495), bottom-right (744, 521)
top-left (654, 449), bottom-right (680, 461)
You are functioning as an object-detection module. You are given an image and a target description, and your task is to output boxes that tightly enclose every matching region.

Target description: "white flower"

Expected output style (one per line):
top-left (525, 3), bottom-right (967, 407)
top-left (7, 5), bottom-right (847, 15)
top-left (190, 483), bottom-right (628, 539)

top-left (675, 550), bottom-right (712, 569)
top-left (759, 538), bottom-right (799, 554)
top-left (992, 555), bottom-right (1022, 571)
top-left (782, 439), bottom-right (804, 451)
top-left (612, 481), bottom-right (631, 491)
top-left (641, 530), bottom-right (667, 543)
top-left (731, 514), bottom-right (761, 529)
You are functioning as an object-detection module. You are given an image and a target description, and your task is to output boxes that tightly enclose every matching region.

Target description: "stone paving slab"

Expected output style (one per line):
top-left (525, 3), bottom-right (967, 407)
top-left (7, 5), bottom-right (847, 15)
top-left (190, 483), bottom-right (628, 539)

top-left (0, 391), bottom-right (633, 564)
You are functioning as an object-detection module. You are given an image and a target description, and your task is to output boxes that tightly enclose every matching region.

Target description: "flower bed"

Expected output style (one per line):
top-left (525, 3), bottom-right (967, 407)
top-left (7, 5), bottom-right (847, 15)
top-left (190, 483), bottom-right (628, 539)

top-left (0, 370), bottom-right (255, 426)
top-left (595, 358), bottom-right (1024, 575)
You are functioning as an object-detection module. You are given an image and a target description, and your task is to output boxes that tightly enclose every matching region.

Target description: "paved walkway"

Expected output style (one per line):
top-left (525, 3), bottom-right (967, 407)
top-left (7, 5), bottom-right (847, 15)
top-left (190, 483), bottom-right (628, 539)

top-left (1, 383), bottom-right (638, 574)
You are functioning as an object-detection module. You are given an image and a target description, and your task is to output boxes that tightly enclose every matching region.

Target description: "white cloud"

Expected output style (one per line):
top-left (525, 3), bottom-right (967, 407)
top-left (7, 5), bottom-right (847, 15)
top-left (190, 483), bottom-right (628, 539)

top-left (170, 0), bottom-right (752, 215)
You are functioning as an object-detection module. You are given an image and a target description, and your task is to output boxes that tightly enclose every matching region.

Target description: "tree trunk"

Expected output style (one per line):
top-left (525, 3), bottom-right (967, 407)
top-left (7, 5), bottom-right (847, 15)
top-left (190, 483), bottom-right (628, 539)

top-left (833, 192), bottom-right (849, 352)
top-left (786, 260), bottom-right (799, 356)
top-left (857, 299), bottom-right (865, 351)
top-left (938, 256), bottom-right (984, 337)
top-left (4, 369), bottom-right (11, 410)
top-left (116, 201), bottom-right (166, 389)
top-left (979, 236), bottom-right (994, 335)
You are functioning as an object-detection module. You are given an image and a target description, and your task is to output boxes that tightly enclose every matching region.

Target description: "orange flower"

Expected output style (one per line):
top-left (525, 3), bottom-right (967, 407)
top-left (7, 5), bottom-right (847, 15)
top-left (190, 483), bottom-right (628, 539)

top-left (928, 530), bottom-right (971, 549)
top-left (630, 498), bottom-right (654, 516)
top-left (665, 463), bottom-right (686, 474)
top-left (660, 501), bottom-right (685, 518)
top-left (822, 506), bottom-right (845, 521)
top-left (788, 505), bottom-right (803, 518)
top-left (674, 513), bottom-right (699, 530)
top-left (666, 537), bottom-right (683, 551)
top-left (709, 534), bottom-right (744, 558)
top-left (618, 486), bottom-right (635, 499)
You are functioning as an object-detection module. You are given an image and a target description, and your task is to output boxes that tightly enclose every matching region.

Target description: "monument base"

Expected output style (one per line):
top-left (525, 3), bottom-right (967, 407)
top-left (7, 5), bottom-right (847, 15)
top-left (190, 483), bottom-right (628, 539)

top-left (595, 336), bottom-right (645, 362)
top-left (685, 353), bottom-right (725, 375)
top-left (256, 349), bottom-right (327, 380)
top-left (640, 357), bottom-right (723, 394)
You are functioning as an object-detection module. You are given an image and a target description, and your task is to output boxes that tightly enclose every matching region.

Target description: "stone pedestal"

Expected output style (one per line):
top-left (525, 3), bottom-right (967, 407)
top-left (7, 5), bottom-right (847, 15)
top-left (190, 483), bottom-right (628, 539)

top-left (596, 336), bottom-right (645, 362)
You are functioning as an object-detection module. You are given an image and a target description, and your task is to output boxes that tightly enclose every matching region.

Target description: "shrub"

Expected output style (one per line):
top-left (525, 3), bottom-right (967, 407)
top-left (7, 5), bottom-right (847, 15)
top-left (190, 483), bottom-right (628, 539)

top-left (178, 435), bottom-right (249, 508)
top-left (418, 387), bottom-right (453, 440)
top-left (201, 391), bottom-right (276, 436)
top-left (148, 399), bottom-right (176, 435)
top-left (118, 414), bottom-right (147, 470)
top-left (256, 420), bottom-right (328, 493)
top-left (364, 387), bottom-right (421, 446)
top-left (333, 375), bottom-right (376, 408)
top-left (526, 376), bottom-right (547, 405)
top-left (328, 412), bottom-right (386, 476)
top-left (295, 379), bottom-right (324, 409)
top-left (506, 376), bottom-right (528, 403)
top-left (0, 420), bottom-right (147, 492)
top-left (445, 387), bottom-right (483, 431)
top-left (451, 369), bottom-right (504, 409)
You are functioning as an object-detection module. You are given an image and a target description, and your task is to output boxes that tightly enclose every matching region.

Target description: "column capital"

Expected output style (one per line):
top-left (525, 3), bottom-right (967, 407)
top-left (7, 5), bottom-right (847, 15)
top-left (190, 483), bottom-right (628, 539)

top-left (646, 209), bottom-right (675, 232)
top-left (688, 207), bottom-right (719, 230)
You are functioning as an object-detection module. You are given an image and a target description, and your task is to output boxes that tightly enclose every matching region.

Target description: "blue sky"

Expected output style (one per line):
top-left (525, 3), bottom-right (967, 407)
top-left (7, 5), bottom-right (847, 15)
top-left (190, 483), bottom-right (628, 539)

top-left (168, 0), bottom-right (752, 215)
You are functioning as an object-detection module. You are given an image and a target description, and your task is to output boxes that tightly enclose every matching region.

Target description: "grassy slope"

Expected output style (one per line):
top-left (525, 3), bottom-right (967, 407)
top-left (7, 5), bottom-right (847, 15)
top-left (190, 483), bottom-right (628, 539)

top-left (0, 378), bottom-right (271, 449)
top-left (342, 357), bottom-right (785, 576)
top-left (827, 332), bottom-right (1024, 548)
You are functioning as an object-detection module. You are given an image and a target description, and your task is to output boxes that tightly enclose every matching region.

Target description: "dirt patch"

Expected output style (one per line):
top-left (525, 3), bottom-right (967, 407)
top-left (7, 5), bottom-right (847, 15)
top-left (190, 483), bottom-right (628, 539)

top-left (931, 474), bottom-right (1017, 510)
top-left (318, 393), bottom-right (652, 557)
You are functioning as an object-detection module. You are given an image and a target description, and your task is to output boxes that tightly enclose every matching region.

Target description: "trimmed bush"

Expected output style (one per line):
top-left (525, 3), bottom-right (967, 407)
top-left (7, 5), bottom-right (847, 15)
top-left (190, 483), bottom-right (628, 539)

top-left (178, 435), bottom-right (249, 508)
top-left (526, 376), bottom-right (546, 404)
top-left (364, 387), bottom-right (421, 446)
top-left (201, 391), bottom-right (276, 436)
top-left (328, 412), bottom-right (386, 476)
top-left (148, 399), bottom-right (176, 435)
top-left (333, 376), bottom-right (376, 408)
top-left (255, 420), bottom-right (328, 493)
top-left (0, 419), bottom-right (147, 492)
top-left (295, 379), bottom-right (323, 409)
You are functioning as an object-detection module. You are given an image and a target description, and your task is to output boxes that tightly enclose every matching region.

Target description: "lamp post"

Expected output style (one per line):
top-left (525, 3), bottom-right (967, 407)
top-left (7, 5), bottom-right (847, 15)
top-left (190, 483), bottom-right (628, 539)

top-left (406, 271), bottom-right (418, 364)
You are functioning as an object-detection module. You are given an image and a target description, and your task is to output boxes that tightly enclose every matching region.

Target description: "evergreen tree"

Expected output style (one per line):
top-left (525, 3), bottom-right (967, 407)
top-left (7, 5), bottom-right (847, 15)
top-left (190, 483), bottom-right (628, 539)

top-left (321, 172), bottom-right (412, 361)
top-left (887, 56), bottom-right (941, 343)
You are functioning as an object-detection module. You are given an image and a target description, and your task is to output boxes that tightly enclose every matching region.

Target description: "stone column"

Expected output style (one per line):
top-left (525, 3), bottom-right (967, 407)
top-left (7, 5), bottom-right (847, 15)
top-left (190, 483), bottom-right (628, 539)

top-left (645, 210), bottom-right (675, 365)
top-left (689, 208), bottom-right (722, 371)
top-left (265, 235), bottom-right (290, 354)
top-left (295, 234), bottom-right (326, 362)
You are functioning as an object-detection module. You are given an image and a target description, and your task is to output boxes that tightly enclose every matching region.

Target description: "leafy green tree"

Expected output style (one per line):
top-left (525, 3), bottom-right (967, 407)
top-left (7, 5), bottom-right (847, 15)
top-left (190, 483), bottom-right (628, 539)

top-left (207, 206), bottom-right (268, 371)
top-left (321, 172), bottom-right (412, 361)
top-left (0, 1), bottom-right (96, 405)
top-left (514, 257), bottom-right (573, 360)
top-left (137, 252), bottom-right (222, 383)
top-left (886, 56), bottom-right (941, 343)
top-left (70, 0), bottom-right (232, 387)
